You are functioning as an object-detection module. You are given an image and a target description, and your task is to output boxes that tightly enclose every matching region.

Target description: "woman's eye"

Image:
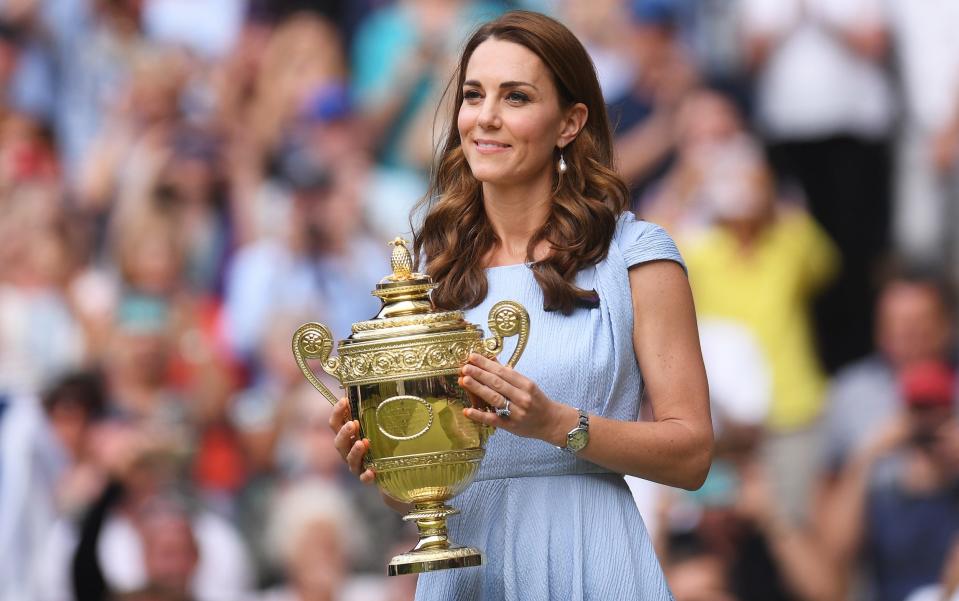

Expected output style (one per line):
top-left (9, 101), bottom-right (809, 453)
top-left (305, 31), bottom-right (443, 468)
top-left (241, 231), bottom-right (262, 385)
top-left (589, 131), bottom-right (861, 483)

top-left (463, 90), bottom-right (482, 101)
top-left (506, 91), bottom-right (530, 103)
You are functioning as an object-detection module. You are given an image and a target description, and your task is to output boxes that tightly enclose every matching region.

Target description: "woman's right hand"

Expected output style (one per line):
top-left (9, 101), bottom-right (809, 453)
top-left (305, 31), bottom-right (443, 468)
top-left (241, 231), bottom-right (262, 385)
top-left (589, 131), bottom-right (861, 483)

top-left (329, 397), bottom-right (375, 484)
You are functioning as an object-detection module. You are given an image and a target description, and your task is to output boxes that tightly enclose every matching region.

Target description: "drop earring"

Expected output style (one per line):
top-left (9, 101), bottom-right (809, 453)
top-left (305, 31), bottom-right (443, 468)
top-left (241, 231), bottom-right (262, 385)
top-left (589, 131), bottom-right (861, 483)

top-left (558, 152), bottom-right (568, 174)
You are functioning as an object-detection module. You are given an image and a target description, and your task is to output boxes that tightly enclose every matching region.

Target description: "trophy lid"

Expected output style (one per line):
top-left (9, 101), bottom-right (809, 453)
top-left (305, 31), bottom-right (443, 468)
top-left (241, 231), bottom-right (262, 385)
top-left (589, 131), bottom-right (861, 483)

top-left (347, 238), bottom-right (472, 342)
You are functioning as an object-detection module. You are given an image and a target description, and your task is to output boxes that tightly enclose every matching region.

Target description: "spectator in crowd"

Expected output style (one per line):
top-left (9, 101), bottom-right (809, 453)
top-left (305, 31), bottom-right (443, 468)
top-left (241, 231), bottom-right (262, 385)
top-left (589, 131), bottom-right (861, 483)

top-left (680, 135), bottom-right (838, 521)
top-left (0, 374), bottom-right (78, 601)
top-left (0, 185), bottom-right (85, 395)
top-left (820, 269), bottom-right (956, 472)
top-left (76, 48), bottom-right (190, 220)
top-left (230, 349), bottom-right (405, 575)
top-left (608, 0), bottom-right (698, 204)
top-left (664, 531), bottom-right (739, 601)
top-left (222, 131), bottom-right (383, 360)
top-left (0, 110), bottom-right (60, 191)
top-left (94, 294), bottom-right (198, 477)
top-left (641, 88), bottom-right (746, 238)
top-left (657, 378), bottom-right (838, 601)
top-left (39, 420), bottom-right (253, 601)
top-left (822, 361), bottom-right (959, 601)
top-left (113, 205), bottom-right (185, 301)
top-left (257, 478), bottom-right (389, 601)
top-left (813, 268), bottom-right (956, 599)
top-left (126, 495), bottom-right (202, 601)
top-left (885, 1), bottom-right (959, 284)
top-left (150, 131), bottom-right (232, 297)
top-left (42, 371), bottom-right (109, 516)
top-left (674, 0), bottom-right (748, 102)
top-left (740, 0), bottom-right (894, 373)
top-left (658, 306), bottom-right (838, 601)
top-left (243, 13), bottom-right (348, 168)
top-left (554, 0), bottom-right (636, 103)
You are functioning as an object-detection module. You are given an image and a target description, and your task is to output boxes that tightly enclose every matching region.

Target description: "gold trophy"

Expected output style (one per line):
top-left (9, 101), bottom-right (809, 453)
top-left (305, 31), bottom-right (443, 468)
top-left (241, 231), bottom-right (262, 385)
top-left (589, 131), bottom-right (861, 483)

top-left (292, 238), bottom-right (530, 575)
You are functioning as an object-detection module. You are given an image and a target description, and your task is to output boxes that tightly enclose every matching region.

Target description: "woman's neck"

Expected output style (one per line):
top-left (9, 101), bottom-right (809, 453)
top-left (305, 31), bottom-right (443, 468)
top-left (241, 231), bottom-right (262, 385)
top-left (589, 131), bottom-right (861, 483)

top-left (481, 174), bottom-right (552, 266)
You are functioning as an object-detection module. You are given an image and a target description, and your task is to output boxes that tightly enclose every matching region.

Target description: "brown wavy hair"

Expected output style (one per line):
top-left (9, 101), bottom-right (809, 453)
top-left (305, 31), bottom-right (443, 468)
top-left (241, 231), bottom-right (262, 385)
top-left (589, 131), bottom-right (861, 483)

top-left (413, 10), bottom-right (629, 315)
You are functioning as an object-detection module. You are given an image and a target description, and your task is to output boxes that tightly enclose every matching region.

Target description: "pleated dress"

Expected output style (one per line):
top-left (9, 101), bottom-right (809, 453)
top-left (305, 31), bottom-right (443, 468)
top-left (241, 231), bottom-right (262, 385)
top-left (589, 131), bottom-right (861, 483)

top-left (413, 213), bottom-right (682, 601)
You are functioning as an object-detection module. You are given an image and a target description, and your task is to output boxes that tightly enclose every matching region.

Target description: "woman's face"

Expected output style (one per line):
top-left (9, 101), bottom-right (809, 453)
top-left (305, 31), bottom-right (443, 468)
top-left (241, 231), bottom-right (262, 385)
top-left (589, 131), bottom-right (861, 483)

top-left (458, 39), bottom-right (577, 188)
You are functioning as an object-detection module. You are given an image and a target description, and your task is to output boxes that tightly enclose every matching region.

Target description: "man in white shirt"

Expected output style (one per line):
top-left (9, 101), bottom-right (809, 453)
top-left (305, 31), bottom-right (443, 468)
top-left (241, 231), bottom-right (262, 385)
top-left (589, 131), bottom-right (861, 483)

top-left (740, 0), bottom-right (895, 373)
top-left (884, 1), bottom-right (959, 284)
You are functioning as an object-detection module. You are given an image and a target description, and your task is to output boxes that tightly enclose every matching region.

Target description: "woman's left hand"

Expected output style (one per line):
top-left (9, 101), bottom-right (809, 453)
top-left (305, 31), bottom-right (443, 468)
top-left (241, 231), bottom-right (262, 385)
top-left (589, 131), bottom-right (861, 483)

top-left (459, 353), bottom-right (576, 445)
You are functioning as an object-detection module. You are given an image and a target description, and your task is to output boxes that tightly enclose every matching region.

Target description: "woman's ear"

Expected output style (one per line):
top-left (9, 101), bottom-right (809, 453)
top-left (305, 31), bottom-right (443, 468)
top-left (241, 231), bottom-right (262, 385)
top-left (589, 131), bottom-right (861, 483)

top-left (557, 102), bottom-right (588, 149)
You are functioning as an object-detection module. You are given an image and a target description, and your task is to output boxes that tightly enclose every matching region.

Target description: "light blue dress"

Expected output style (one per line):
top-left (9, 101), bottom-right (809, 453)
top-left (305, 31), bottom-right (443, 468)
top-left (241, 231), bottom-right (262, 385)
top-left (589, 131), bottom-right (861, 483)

top-left (414, 213), bottom-right (684, 600)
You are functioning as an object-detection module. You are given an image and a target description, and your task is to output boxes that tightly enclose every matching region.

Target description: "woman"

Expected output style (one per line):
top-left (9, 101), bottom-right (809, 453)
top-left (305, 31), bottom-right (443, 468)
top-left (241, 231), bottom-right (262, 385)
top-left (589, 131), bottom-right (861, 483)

top-left (329, 11), bottom-right (712, 599)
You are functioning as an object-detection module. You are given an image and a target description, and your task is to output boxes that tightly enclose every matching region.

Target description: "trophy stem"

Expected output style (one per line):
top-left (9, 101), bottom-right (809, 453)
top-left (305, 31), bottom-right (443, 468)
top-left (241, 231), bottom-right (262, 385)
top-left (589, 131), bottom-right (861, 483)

top-left (387, 501), bottom-right (484, 576)
top-left (409, 502), bottom-right (454, 551)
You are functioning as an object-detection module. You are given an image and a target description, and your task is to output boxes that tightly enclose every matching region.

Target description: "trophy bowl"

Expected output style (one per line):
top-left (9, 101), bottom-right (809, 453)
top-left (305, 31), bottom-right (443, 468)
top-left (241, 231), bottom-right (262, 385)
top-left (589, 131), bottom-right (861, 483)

top-left (292, 239), bottom-right (530, 576)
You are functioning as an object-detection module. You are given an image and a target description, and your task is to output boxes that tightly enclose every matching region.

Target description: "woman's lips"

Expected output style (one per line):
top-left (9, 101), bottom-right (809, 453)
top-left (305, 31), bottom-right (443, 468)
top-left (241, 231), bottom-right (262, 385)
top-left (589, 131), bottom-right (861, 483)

top-left (474, 139), bottom-right (512, 154)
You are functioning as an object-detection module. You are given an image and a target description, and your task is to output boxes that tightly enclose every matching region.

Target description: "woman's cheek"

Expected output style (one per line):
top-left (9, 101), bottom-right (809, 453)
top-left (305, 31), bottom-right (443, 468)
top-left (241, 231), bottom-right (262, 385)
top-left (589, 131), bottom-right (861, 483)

top-left (457, 106), bottom-right (475, 140)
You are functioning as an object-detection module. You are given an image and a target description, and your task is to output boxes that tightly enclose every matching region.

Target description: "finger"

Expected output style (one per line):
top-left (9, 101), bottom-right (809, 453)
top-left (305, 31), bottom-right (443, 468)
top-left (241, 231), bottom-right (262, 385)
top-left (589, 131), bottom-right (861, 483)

top-left (328, 397), bottom-right (351, 433)
top-left (359, 468), bottom-right (376, 484)
top-left (462, 387), bottom-right (484, 410)
top-left (459, 374), bottom-right (509, 409)
top-left (346, 438), bottom-right (369, 476)
top-left (333, 420), bottom-right (359, 459)
top-left (467, 353), bottom-right (527, 388)
top-left (463, 406), bottom-right (503, 428)
top-left (461, 363), bottom-right (523, 406)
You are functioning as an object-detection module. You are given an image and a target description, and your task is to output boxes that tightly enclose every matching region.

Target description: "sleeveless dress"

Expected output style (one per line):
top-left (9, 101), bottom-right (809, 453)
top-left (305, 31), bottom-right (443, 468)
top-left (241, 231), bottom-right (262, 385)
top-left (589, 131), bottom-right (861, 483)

top-left (414, 213), bottom-right (684, 601)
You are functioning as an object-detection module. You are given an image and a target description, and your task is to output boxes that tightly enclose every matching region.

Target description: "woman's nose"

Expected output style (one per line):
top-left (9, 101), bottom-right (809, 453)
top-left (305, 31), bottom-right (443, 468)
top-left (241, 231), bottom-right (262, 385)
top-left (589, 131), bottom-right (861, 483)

top-left (477, 98), bottom-right (501, 129)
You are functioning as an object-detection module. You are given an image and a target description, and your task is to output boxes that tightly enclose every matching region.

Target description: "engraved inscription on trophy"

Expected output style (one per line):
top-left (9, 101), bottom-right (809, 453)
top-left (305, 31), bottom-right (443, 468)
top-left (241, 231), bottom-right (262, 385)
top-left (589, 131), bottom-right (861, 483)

top-left (376, 395), bottom-right (433, 441)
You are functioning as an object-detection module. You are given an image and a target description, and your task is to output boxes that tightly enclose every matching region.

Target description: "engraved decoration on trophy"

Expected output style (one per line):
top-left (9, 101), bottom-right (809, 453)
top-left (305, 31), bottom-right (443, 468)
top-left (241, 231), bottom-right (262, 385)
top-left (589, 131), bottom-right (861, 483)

top-left (292, 238), bottom-right (530, 576)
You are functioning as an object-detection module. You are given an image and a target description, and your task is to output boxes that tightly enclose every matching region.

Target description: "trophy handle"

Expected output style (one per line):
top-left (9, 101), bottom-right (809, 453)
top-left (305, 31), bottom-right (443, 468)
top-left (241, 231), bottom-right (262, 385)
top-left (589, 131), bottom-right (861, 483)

top-left (292, 322), bottom-right (342, 406)
top-left (483, 301), bottom-right (530, 368)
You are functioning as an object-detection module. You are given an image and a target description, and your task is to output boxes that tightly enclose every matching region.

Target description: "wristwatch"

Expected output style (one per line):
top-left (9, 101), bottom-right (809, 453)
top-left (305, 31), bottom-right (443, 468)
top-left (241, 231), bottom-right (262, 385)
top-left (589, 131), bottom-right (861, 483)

top-left (560, 409), bottom-right (590, 454)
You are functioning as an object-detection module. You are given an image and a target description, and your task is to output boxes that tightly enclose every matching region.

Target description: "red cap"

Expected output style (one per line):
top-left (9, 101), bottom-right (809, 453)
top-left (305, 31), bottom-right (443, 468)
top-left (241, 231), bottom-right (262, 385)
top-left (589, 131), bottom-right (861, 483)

top-left (900, 361), bottom-right (955, 409)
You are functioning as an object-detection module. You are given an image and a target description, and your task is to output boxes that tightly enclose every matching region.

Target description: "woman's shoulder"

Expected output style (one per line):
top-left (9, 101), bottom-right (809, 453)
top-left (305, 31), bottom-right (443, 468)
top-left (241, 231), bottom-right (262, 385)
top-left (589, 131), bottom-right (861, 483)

top-left (611, 212), bottom-right (687, 273)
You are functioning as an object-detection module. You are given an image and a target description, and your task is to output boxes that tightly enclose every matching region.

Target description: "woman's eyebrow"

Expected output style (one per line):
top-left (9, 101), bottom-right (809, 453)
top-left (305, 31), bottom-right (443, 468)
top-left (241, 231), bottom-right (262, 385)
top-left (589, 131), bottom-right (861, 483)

top-left (500, 80), bottom-right (537, 90)
top-left (463, 79), bottom-right (539, 90)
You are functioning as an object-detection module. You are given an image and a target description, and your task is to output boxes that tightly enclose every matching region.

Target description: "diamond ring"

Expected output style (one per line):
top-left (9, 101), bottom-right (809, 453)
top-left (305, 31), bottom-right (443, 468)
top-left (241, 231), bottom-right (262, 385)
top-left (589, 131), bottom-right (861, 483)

top-left (495, 399), bottom-right (511, 419)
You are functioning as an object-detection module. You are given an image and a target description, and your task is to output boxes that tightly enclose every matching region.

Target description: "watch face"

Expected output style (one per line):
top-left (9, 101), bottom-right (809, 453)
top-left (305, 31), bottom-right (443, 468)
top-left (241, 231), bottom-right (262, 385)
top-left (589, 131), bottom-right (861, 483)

top-left (568, 429), bottom-right (589, 452)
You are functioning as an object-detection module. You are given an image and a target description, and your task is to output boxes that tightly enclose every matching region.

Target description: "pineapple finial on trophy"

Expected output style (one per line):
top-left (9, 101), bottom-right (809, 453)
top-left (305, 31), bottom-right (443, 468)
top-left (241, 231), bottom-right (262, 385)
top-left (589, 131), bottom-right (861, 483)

top-left (389, 237), bottom-right (414, 281)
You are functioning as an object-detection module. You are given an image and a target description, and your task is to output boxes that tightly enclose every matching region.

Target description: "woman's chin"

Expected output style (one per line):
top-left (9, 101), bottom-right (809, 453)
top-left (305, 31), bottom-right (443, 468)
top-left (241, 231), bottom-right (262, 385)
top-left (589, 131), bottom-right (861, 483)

top-left (467, 165), bottom-right (498, 181)
top-left (469, 170), bottom-right (517, 187)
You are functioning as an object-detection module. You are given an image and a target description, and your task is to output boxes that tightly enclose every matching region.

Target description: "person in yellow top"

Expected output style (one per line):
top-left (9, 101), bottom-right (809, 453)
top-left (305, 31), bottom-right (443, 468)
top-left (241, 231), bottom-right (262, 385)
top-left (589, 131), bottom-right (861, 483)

top-left (677, 136), bottom-right (838, 430)
top-left (670, 135), bottom-right (839, 520)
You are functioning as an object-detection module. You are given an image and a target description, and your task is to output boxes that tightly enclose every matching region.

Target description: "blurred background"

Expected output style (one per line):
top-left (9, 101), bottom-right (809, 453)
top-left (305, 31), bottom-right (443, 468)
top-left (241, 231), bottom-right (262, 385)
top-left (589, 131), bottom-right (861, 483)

top-left (1, 0), bottom-right (959, 600)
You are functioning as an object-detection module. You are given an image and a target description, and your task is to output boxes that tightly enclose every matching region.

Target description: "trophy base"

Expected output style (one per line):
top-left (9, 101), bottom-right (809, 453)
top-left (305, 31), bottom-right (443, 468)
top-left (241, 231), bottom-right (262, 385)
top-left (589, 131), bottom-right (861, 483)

top-left (387, 545), bottom-right (484, 576)
top-left (388, 501), bottom-right (483, 575)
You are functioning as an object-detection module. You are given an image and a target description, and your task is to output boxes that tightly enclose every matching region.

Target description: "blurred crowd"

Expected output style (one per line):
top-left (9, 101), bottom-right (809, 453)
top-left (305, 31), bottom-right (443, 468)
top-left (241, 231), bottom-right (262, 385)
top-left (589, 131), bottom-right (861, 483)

top-left (1, 0), bottom-right (959, 600)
